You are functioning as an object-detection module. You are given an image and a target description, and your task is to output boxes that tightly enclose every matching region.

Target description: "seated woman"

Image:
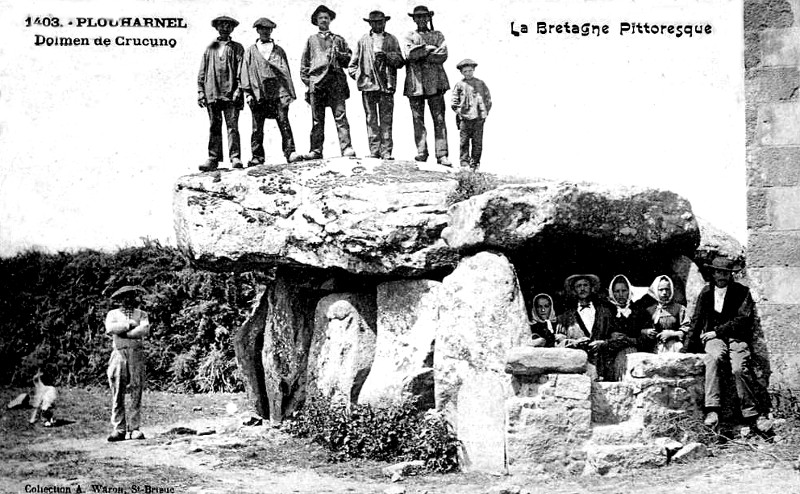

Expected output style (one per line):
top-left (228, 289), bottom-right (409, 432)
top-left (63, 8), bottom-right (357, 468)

top-left (555, 273), bottom-right (618, 381)
top-left (641, 274), bottom-right (690, 353)
top-left (529, 293), bottom-right (556, 347)
top-left (607, 274), bottom-right (648, 378)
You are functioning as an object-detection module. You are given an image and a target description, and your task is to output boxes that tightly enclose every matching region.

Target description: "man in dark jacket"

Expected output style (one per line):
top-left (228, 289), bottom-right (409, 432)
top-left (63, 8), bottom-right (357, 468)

top-left (241, 17), bottom-right (300, 165)
top-left (688, 257), bottom-right (769, 430)
top-left (197, 16), bottom-right (245, 171)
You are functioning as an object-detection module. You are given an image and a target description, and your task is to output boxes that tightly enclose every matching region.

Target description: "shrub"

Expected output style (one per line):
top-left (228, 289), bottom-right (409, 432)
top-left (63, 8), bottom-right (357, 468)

top-left (285, 396), bottom-right (460, 473)
top-left (0, 241), bottom-right (266, 391)
top-left (445, 170), bottom-right (500, 206)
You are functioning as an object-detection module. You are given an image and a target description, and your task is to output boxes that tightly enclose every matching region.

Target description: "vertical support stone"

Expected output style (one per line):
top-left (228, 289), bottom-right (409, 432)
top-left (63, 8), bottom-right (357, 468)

top-left (233, 285), bottom-right (269, 419)
top-left (307, 293), bottom-right (377, 405)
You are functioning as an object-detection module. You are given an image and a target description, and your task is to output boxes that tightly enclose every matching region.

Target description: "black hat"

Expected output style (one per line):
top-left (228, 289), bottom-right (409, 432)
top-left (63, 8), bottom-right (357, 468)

top-left (364, 10), bottom-right (390, 22)
top-left (110, 285), bottom-right (147, 299)
top-left (408, 5), bottom-right (434, 17)
top-left (311, 5), bottom-right (336, 25)
top-left (253, 18), bottom-right (277, 29)
top-left (456, 58), bottom-right (478, 70)
top-left (211, 16), bottom-right (240, 29)
top-left (706, 257), bottom-right (743, 272)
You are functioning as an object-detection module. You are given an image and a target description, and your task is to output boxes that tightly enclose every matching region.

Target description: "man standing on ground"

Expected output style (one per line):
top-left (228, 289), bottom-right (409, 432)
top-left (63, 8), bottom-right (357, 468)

top-left (348, 10), bottom-right (405, 159)
top-left (299, 5), bottom-right (356, 159)
top-left (402, 5), bottom-right (451, 166)
top-left (105, 285), bottom-right (150, 442)
top-left (688, 257), bottom-right (770, 431)
top-left (241, 17), bottom-right (300, 165)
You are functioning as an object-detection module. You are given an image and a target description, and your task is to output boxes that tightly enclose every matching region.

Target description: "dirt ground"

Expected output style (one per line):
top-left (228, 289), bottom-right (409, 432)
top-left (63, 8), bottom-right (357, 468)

top-left (1, 387), bottom-right (799, 494)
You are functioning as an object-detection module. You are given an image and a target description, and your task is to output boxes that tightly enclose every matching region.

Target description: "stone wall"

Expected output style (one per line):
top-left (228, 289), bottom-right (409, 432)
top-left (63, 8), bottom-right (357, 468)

top-left (745, 0), bottom-right (800, 393)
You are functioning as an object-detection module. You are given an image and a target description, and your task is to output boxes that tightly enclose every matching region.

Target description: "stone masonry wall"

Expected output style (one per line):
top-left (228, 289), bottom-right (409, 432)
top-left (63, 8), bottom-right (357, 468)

top-left (745, 0), bottom-right (800, 392)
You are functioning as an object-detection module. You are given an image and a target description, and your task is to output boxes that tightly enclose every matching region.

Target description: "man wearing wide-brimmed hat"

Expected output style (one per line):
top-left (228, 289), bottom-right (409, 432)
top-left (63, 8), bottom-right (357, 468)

top-left (688, 256), bottom-right (770, 431)
top-left (104, 285), bottom-right (150, 442)
top-left (555, 273), bottom-right (621, 381)
top-left (402, 5), bottom-right (451, 166)
top-left (348, 10), bottom-right (405, 159)
top-left (197, 16), bottom-right (246, 172)
top-left (241, 17), bottom-right (300, 165)
top-left (299, 5), bottom-right (356, 160)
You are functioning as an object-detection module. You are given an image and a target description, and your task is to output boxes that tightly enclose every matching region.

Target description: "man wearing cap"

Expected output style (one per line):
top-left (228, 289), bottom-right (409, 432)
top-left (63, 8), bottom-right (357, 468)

top-left (241, 18), bottom-right (300, 165)
top-left (197, 16), bottom-right (245, 172)
top-left (555, 274), bottom-right (625, 381)
top-left (104, 285), bottom-right (150, 442)
top-left (403, 5), bottom-right (451, 166)
top-left (452, 58), bottom-right (492, 170)
top-left (299, 5), bottom-right (356, 159)
top-left (348, 11), bottom-right (405, 159)
top-left (688, 257), bottom-right (770, 431)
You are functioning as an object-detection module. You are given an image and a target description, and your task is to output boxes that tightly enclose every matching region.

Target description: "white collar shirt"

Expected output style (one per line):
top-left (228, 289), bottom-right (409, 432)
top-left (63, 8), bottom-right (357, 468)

top-left (577, 302), bottom-right (596, 335)
top-left (257, 39), bottom-right (274, 60)
top-left (714, 286), bottom-right (728, 313)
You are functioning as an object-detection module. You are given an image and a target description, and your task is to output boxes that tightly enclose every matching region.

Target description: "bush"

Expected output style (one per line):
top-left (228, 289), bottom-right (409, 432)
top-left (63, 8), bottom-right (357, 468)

top-left (0, 241), bottom-right (266, 391)
top-left (285, 396), bottom-right (460, 473)
top-left (445, 170), bottom-right (500, 206)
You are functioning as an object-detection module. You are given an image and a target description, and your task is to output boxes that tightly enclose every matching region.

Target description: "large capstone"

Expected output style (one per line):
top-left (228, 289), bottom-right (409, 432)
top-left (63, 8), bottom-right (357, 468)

top-left (173, 160), bottom-right (460, 276)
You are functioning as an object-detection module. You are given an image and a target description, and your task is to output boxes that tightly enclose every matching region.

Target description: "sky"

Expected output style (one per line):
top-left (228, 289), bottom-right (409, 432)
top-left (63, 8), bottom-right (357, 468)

top-left (0, 0), bottom-right (746, 256)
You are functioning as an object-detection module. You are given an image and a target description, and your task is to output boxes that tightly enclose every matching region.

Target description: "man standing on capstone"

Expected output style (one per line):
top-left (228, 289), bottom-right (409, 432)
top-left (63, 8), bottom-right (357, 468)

top-left (402, 5), bottom-right (451, 166)
top-left (348, 10), bottom-right (405, 159)
top-left (241, 17), bottom-right (300, 165)
top-left (299, 5), bottom-right (356, 160)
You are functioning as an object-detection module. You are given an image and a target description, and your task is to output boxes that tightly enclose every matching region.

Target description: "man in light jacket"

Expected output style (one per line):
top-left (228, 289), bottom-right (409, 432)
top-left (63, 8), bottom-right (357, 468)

top-left (348, 10), bottom-right (404, 159)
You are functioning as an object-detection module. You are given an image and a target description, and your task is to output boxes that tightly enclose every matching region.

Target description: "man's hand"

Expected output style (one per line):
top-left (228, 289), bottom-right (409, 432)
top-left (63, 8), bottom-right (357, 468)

top-left (701, 331), bottom-right (717, 343)
top-left (233, 88), bottom-right (242, 101)
top-left (610, 332), bottom-right (627, 341)
top-left (245, 94), bottom-right (254, 108)
top-left (658, 330), bottom-right (681, 342)
top-left (641, 328), bottom-right (657, 339)
top-left (588, 340), bottom-right (607, 350)
top-left (197, 94), bottom-right (207, 108)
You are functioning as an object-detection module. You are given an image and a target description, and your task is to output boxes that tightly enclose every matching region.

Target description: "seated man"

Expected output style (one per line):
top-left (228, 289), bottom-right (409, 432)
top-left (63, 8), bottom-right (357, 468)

top-left (687, 257), bottom-right (770, 431)
top-left (556, 273), bottom-right (630, 381)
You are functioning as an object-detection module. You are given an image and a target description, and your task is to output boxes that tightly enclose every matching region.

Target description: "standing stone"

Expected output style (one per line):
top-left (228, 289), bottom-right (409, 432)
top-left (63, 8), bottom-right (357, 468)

top-left (358, 280), bottom-right (440, 409)
top-left (233, 275), bottom-right (316, 422)
top-left (434, 251), bottom-right (531, 472)
top-left (307, 293), bottom-right (377, 404)
top-left (260, 276), bottom-right (316, 423)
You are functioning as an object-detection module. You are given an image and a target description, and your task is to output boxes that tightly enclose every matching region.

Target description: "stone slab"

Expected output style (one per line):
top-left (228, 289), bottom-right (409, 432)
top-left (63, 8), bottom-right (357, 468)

top-left (505, 347), bottom-right (588, 376)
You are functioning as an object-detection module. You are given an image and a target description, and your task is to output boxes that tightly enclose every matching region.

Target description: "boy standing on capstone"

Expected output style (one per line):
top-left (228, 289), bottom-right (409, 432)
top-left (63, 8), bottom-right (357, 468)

top-left (241, 17), bottom-right (300, 165)
top-left (451, 58), bottom-right (492, 170)
top-left (197, 16), bottom-right (245, 172)
top-left (299, 5), bottom-right (356, 160)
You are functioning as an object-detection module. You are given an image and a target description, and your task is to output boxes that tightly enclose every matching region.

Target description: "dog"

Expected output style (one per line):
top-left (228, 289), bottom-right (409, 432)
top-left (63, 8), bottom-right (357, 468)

top-left (29, 368), bottom-right (58, 427)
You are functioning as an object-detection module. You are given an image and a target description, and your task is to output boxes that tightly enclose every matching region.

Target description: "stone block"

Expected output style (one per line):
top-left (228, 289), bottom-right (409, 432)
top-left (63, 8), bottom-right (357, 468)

top-left (766, 187), bottom-right (800, 229)
top-left (553, 374), bottom-right (592, 401)
top-left (749, 267), bottom-right (800, 304)
top-left (745, 67), bottom-right (800, 104)
top-left (749, 232), bottom-right (800, 267)
top-left (625, 353), bottom-right (705, 379)
top-left (590, 419), bottom-right (647, 445)
top-left (358, 279), bottom-right (439, 408)
top-left (756, 103), bottom-right (800, 146)
top-left (762, 28), bottom-right (800, 67)
top-left (591, 381), bottom-right (635, 424)
top-left (747, 147), bottom-right (800, 188)
top-left (744, 31), bottom-right (761, 69)
top-left (747, 188), bottom-right (770, 230)
top-left (671, 442), bottom-right (709, 463)
top-left (583, 443), bottom-right (667, 475)
top-left (505, 347), bottom-right (588, 375)
top-left (455, 373), bottom-right (508, 473)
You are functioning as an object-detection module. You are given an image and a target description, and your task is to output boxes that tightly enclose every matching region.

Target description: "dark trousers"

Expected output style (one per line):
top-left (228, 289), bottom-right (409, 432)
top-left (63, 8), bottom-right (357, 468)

top-left (207, 101), bottom-right (241, 162)
top-left (408, 94), bottom-right (448, 159)
top-left (459, 118), bottom-right (485, 167)
top-left (704, 338), bottom-right (759, 418)
top-left (251, 100), bottom-right (295, 161)
top-left (309, 85), bottom-right (352, 156)
top-left (362, 91), bottom-right (394, 158)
